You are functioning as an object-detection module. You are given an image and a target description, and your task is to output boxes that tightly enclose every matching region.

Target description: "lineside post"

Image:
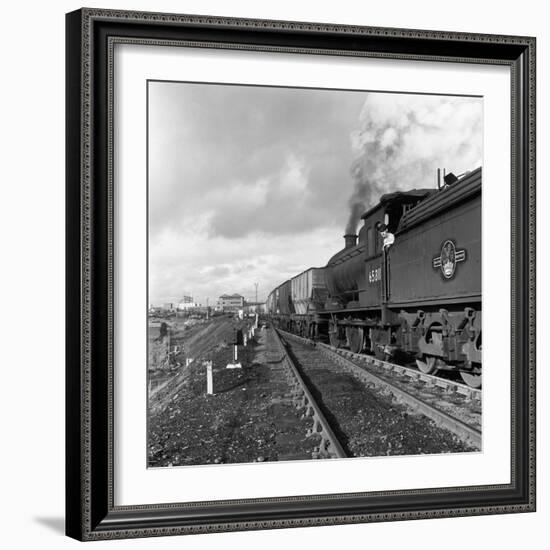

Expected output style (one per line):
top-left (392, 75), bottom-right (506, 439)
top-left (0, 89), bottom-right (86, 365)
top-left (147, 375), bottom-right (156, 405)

top-left (205, 361), bottom-right (214, 395)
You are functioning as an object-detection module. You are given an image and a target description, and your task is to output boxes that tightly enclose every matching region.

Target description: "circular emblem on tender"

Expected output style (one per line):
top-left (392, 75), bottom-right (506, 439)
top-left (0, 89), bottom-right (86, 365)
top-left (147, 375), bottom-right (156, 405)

top-left (440, 240), bottom-right (456, 278)
top-left (432, 240), bottom-right (466, 280)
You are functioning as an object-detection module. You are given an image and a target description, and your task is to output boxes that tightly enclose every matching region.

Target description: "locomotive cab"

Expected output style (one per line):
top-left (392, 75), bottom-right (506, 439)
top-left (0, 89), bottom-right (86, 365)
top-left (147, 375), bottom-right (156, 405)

top-left (359, 189), bottom-right (433, 310)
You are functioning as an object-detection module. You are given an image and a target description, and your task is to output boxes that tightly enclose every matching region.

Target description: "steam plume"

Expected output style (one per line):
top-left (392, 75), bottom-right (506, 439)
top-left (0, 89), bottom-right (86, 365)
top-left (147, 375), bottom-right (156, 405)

top-left (345, 93), bottom-right (482, 234)
top-left (346, 159), bottom-right (373, 234)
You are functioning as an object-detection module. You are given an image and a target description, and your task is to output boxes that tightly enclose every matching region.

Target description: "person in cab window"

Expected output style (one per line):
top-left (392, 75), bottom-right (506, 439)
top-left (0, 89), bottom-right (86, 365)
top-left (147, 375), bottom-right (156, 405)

top-left (376, 222), bottom-right (395, 250)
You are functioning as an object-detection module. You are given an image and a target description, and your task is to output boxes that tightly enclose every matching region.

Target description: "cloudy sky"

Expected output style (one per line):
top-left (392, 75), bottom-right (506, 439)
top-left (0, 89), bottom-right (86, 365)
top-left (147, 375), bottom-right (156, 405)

top-left (148, 81), bottom-right (482, 306)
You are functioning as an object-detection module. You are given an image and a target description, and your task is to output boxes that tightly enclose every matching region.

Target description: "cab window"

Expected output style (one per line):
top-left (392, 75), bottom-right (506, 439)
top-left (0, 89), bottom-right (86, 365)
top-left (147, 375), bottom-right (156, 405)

top-left (366, 227), bottom-right (373, 257)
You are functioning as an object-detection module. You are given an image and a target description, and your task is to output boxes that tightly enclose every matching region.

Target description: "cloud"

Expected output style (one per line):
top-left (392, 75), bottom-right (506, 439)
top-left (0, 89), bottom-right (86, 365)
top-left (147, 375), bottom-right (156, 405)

top-left (148, 81), bottom-right (365, 241)
top-left (345, 93), bottom-right (482, 233)
top-left (149, 224), bottom-right (342, 305)
top-left (206, 153), bottom-right (313, 238)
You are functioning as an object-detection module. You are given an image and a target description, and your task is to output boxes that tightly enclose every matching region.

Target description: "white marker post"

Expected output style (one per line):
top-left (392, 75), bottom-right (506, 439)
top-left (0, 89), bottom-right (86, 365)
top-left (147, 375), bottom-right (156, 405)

top-left (244, 334), bottom-right (248, 346)
top-left (205, 361), bottom-right (214, 395)
top-left (226, 344), bottom-right (242, 369)
top-left (186, 357), bottom-right (194, 367)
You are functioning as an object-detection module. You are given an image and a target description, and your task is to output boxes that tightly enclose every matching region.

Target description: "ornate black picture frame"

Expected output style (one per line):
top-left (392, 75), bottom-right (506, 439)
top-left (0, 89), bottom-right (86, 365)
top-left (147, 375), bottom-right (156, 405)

top-left (66, 8), bottom-right (536, 541)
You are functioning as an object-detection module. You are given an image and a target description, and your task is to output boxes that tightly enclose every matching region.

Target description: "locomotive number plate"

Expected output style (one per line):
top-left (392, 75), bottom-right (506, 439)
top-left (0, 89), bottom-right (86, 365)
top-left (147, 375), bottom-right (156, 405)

top-left (368, 266), bottom-right (382, 284)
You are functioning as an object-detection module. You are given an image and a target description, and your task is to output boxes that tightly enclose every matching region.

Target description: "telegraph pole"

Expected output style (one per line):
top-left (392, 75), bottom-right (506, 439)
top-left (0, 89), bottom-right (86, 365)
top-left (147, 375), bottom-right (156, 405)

top-left (254, 282), bottom-right (259, 304)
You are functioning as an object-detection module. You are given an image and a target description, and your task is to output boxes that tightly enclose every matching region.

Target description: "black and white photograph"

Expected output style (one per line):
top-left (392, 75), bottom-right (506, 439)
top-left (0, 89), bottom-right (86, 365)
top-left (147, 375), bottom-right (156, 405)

top-left (147, 82), bottom-right (483, 468)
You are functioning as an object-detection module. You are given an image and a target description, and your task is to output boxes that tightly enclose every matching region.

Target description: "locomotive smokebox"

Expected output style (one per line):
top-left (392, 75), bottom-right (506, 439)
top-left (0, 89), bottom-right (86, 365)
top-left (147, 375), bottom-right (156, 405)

top-left (343, 234), bottom-right (358, 249)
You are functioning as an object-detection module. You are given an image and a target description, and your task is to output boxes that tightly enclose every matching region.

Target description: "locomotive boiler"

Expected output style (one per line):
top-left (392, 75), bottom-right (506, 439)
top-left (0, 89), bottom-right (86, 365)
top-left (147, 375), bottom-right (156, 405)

top-left (267, 167), bottom-right (482, 388)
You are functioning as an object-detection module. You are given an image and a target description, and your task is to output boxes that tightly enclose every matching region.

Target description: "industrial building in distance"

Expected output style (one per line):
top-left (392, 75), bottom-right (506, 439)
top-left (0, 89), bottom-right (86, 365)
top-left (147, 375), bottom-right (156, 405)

top-left (216, 293), bottom-right (245, 312)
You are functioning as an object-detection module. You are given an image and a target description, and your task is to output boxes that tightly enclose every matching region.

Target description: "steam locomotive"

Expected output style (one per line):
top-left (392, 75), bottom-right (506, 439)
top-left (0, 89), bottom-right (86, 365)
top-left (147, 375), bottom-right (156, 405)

top-left (266, 167), bottom-right (482, 388)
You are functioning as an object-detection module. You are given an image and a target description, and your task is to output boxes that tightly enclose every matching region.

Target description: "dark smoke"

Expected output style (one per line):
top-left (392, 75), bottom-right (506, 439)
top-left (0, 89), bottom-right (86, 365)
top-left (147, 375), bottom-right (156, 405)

top-left (344, 93), bottom-right (483, 234)
top-left (345, 159), bottom-right (373, 235)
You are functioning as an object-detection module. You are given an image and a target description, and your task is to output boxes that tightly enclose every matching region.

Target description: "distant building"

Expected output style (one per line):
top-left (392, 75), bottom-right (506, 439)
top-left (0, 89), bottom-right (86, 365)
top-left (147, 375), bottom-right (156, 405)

top-left (217, 293), bottom-right (245, 312)
top-left (161, 303), bottom-right (175, 311)
top-left (177, 295), bottom-right (197, 310)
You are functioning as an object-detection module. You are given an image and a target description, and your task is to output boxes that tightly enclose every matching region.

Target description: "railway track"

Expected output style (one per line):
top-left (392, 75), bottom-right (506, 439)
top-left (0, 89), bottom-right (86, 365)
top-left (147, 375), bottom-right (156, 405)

top-left (283, 331), bottom-right (481, 399)
top-left (271, 328), bottom-right (346, 459)
top-left (277, 329), bottom-right (481, 452)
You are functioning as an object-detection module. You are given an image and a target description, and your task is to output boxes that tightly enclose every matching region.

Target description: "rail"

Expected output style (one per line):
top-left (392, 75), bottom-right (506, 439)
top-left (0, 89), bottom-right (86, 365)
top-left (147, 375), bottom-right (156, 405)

top-left (280, 330), bottom-right (481, 400)
top-left (278, 330), bottom-right (482, 449)
top-left (272, 329), bottom-right (347, 459)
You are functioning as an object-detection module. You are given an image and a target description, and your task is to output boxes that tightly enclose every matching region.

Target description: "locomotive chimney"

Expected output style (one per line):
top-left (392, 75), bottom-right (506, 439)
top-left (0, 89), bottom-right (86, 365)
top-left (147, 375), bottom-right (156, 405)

top-left (344, 234), bottom-right (358, 249)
